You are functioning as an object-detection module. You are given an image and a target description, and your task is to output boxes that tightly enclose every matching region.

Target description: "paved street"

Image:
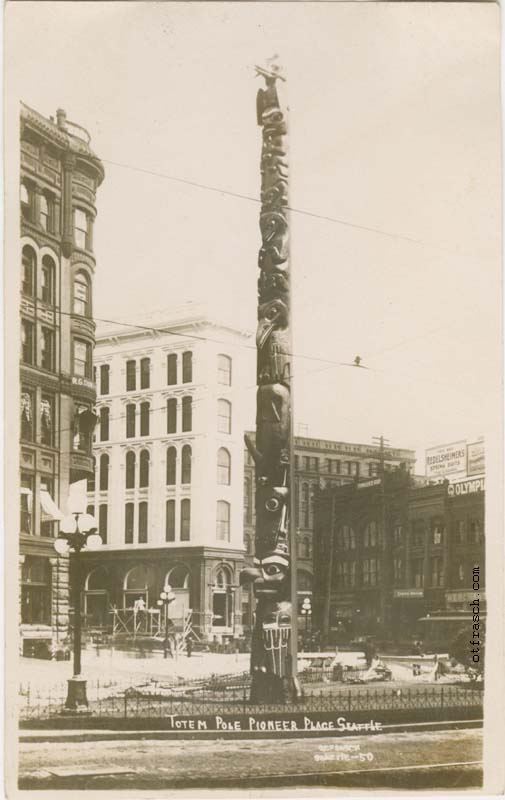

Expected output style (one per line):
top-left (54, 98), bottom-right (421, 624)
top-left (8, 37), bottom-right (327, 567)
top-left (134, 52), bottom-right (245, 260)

top-left (19, 726), bottom-right (482, 790)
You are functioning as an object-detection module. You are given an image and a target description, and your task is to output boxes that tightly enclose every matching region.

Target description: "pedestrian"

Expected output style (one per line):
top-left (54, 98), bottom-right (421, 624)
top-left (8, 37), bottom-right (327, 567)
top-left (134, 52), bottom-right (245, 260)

top-left (186, 636), bottom-right (193, 658)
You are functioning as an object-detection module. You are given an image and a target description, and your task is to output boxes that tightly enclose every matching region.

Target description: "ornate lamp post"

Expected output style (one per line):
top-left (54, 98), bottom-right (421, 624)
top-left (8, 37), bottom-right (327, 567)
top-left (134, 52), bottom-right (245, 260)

top-left (54, 510), bottom-right (102, 711)
top-left (157, 584), bottom-right (176, 659)
top-left (301, 596), bottom-right (312, 649)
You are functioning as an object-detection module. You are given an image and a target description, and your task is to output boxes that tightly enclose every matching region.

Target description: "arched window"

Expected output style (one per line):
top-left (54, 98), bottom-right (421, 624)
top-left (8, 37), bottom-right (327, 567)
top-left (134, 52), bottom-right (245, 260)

top-left (167, 565), bottom-right (190, 589)
top-left (22, 246), bottom-right (36, 297)
top-left (99, 453), bottom-right (109, 491)
top-left (217, 399), bottom-right (231, 434)
top-left (139, 450), bottom-right (150, 487)
top-left (99, 407), bottom-right (109, 441)
top-left (180, 498), bottom-right (191, 541)
top-left (167, 398), bottom-right (177, 433)
top-left (297, 570), bottom-right (313, 593)
top-left (140, 357), bottom-right (150, 389)
top-left (182, 396), bottom-right (192, 432)
top-left (84, 566), bottom-right (109, 628)
top-left (123, 564), bottom-right (153, 606)
top-left (166, 500), bottom-right (175, 541)
top-left (73, 271), bottom-right (90, 316)
top-left (41, 256), bottom-right (55, 304)
top-left (21, 183), bottom-right (33, 221)
top-left (217, 355), bottom-right (232, 386)
top-left (140, 401), bottom-right (150, 436)
top-left (126, 403), bottom-right (136, 438)
top-left (217, 501), bottom-right (230, 541)
top-left (182, 351), bottom-right (193, 383)
top-left (126, 451), bottom-right (136, 489)
top-left (217, 448), bottom-right (231, 485)
top-left (166, 446), bottom-right (177, 485)
top-left (181, 445), bottom-right (192, 484)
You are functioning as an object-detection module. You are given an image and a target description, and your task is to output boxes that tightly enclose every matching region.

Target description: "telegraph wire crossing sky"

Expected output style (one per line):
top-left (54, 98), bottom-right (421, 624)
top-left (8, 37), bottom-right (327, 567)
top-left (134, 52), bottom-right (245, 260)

top-left (9, 2), bottom-right (500, 464)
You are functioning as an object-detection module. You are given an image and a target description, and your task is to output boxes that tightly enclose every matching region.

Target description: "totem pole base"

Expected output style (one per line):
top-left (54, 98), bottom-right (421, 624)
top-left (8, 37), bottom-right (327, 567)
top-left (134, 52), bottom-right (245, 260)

top-left (250, 672), bottom-right (303, 705)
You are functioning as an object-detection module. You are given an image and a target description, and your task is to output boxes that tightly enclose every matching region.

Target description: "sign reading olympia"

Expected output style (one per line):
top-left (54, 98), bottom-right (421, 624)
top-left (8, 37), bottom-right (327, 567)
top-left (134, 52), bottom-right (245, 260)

top-left (425, 441), bottom-right (467, 479)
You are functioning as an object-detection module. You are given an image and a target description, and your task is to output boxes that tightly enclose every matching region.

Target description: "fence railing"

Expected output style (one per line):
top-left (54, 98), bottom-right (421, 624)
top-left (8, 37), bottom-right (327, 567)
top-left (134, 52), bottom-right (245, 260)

top-left (18, 680), bottom-right (483, 722)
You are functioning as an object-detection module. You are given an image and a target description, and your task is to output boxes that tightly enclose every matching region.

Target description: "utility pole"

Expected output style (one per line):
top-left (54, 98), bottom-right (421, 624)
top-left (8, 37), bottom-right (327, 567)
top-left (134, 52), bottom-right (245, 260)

top-left (241, 61), bottom-right (300, 703)
top-left (372, 436), bottom-right (389, 634)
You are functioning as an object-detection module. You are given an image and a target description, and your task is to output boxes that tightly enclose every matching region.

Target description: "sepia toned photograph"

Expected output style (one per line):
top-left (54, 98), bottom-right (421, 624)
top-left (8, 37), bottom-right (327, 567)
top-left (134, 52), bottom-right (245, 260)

top-left (4, 0), bottom-right (504, 795)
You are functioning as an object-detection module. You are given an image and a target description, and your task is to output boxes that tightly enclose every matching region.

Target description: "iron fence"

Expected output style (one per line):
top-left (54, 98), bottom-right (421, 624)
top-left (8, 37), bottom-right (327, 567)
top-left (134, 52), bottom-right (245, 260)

top-left (18, 680), bottom-right (483, 722)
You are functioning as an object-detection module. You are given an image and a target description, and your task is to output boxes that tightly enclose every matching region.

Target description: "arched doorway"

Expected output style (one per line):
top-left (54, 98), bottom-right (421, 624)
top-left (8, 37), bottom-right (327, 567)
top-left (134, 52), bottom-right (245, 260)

top-left (123, 565), bottom-right (154, 609)
top-left (212, 565), bottom-right (233, 631)
top-left (84, 566), bottom-right (110, 628)
top-left (164, 564), bottom-right (190, 625)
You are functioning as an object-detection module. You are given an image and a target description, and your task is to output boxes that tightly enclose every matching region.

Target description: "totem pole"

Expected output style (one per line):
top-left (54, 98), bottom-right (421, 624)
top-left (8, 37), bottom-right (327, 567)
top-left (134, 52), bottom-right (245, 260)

top-left (241, 62), bottom-right (300, 704)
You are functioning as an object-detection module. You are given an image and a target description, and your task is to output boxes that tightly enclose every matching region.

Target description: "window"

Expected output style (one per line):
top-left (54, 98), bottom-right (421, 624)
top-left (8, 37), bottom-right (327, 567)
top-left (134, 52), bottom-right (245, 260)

top-left (303, 456), bottom-right (310, 471)
top-left (99, 407), bottom-right (110, 441)
top-left (364, 520), bottom-right (379, 548)
top-left (74, 208), bottom-right (88, 249)
top-left (20, 474), bottom-right (34, 534)
top-left (363, 558), bottom-right (380, 586)
top-left (22, 246), bottom-right (36, 296)
top-left (303, 537), bottom-right (311, 558)
top-left (166, 500), bottom-right (176, 542)
top-left (338, 525), bottom-right (356, 550)
top-left (40, 256), bottom-right (54, 304)
top-left (393, 557), bottom-right (403, 583)
top-left (100, 365), bottom-right (110, 395)
top-left (393, 522), bottom-right (403, 546)
top-left (469, 519), bottom-right (483, 544)
top-left (432, 522), bottom-right (443, 545)
top-left (40, 194), bottom-right (53, 232)
top-left (458, 563), bottom-right (464, 582)
top-left (140, 402), bottom-right (150, 436)
top-left (301, 483), bottom-right (310, 528)
top-left (21, 557), bottom-right (51, 625)
top-left (335, 460), bottom-right (341, 475)
top-left (126, 360), bottom-right (136, 391)
top-left (167, 398), bottom-right (177, 433)
top-left (98, 504), bottom-right (108, 544)
top-left (40, 394), bottom-right (54, 446)
top-left (21, 183), bottom-right (34, 222)
top-left (431, 557), bottom-right (443, 587)
top-left (167, 354), bottom-right (177, 385)
top-left (217, 399), bottom-right (231, 434)
top-left (39, 475), bottom-right (55, 535)
top-left (138, 502), bottom-right (148, 543)
top-left (73, 272), bottom-right (90, 316)
top-left (73, 338), bottom-right (91, 378)
top-left (217, 448), bottom-right (231, 485)
top-left (244, 476), bottom-right (253, 524)
top-left (412, 559), bottom-right (424, 588)
top-left (21, 320), bottom-right (34, 364)
top-left (166, 447), bottom-right (176, 485)
top-left (182, 352), bottom-right (193, 383)
top-left (126, 451), bottom-right (136, 489)
top-left (216, 500), bottom-right (230, 541)
top-left (21, 389), bottom-right (35, 441)
top-left (87, 460), bottom-right (96, 493)
top-left (180, 498), bottom-right (191, 541)
top-left (139, 450), bottom-right (149, 487)
top-left (181, 445), bottom-right (192, 484)
top-left (412, 521), bottom-right (425, 549)
top-left (126, 404), bottom-right (136, 438)
top-left (140, 358), bottom-right (150, 389)
top-left (99, 453), bottom-right (109, 491)
top-left (41, 327), bottom-right (54, 371)
top-left (455, 520), bottom-right (465, 544)
top-left (182, 396), bottom-right (192, 432)
top-left (73, 404), bottom-right (94, 452)
top-left (313, 457), bottom-right (319, 472)
top-left (294, 455), bottom-right (299, 470)
top-left (217, 354), bottom-right (232, 386)
top-left (125, 503), bottom-right (134, 543)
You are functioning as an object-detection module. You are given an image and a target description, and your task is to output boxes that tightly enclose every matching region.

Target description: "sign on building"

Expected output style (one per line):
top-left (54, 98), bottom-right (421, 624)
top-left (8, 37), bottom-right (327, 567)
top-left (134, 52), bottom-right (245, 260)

top-left (447, 477), bottom-right (485, 497)
top-left (425, 441), bottom-right (466, 479)
top-left (467, 440), bottom-right (485, 476)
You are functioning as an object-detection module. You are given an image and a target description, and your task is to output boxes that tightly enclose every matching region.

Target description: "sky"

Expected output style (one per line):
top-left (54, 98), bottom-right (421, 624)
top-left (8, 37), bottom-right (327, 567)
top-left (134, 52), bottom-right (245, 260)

top-left (7, 2), bottom-right (501, 470)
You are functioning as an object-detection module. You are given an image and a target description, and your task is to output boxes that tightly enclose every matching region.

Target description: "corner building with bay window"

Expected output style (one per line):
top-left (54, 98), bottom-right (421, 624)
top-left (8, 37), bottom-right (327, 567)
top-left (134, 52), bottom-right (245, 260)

top-left (83, 310), bottom-right (250, 642)
top-left (20, 104), bottom-right (104, 656)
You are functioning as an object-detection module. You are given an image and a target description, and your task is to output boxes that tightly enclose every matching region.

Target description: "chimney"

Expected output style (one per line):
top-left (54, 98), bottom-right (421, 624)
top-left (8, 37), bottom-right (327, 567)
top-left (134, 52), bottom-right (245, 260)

top-left (56, 109), bottom-right (67, 130)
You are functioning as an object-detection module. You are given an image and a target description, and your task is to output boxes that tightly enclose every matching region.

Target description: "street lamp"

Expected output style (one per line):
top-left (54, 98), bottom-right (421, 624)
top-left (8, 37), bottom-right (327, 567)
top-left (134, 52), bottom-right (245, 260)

top-left (54, 511), bottom-right (102, 711)
top-left (300, 596), bottom-right (312, 649)
top-left (157, 584), bottom-right (176, 659)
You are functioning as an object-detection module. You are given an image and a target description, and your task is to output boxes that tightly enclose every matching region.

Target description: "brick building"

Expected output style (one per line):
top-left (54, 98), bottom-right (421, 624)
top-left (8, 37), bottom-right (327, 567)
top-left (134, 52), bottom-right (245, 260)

top-left (313, 471), bottom-right (485, 648)
top-left (20, 104), bottom-right (104, 656)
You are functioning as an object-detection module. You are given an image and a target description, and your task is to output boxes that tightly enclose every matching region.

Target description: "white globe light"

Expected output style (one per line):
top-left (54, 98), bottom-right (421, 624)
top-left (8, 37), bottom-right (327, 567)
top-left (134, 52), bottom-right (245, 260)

top-left (79, 513), bottom-right (98, 532)
top-left (160, 592), bottom-right (167, 600)
top-left (60, 514), bottom-right (77, 534)
top-left (85, 533), bottom-right (103, 551)
top-left (54, 537), bottom-right (70, 555)
top-left (157, 600), bottom-right (163, 607)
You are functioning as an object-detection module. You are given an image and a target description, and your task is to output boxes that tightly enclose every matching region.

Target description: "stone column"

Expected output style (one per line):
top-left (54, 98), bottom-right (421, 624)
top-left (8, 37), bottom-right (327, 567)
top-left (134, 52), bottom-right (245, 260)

top-left (50, 554), bottom-right (69, 649)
